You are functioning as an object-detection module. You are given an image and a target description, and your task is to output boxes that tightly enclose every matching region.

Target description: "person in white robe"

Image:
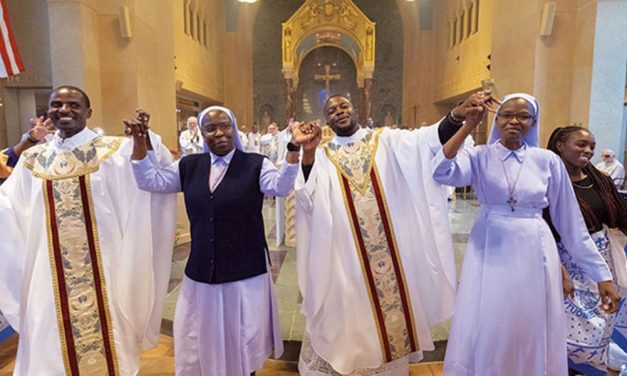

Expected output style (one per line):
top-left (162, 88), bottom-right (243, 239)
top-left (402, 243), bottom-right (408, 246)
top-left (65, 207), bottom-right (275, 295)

top-left (433, 92), bottom-right (620, 376)
top-left (129, 105), bottom-right (320, 376)
top-left (179, 116), bottom-right (204, 156)
top-left (0, 116), bottom-right (51, 182)
top-left (261, 122), bottom-right (292, 165)
top-left (0, 86), bottom-right (177, 375)
top-left (245, 124), bottom-right (262, 153)
top-left (239, 129), bottom-right (249, 150)
top-left (294, 94), bottom-right (476, 375)
top-left (596, 149), bottom-right (625, 189)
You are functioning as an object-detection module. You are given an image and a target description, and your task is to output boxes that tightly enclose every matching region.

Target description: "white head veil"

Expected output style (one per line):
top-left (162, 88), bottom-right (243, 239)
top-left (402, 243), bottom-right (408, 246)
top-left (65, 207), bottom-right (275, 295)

top-left (487, 93), bottom-right (540, 147)
top-left (197, 105), bottom-right (244, 153)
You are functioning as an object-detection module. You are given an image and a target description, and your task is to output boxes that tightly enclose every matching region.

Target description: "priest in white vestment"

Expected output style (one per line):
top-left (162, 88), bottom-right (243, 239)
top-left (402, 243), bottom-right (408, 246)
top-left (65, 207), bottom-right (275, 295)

top-left (179, 116), bottom-right (204, 156)
top-left (245, 125), bottom-right (262, 153)
top-left (295, 95), bottom-right (474, 375)
top-left (0, 86), bottom-right (177, 376)
top-left (596, 149), bottom-right (625, 189)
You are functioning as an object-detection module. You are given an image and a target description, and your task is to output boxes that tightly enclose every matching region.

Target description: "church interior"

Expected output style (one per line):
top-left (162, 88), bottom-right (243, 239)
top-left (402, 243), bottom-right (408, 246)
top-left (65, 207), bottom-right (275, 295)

top-left (1, 0), bottom-right (627, 374)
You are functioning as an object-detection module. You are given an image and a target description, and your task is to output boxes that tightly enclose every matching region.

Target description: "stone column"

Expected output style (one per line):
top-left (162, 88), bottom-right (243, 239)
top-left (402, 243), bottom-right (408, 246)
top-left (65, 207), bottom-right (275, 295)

top-left (586, 0), bottom-right (627, 163)
top-left (285, 78), bottom-right (296, 123)
top-left (46, 0), bottom-right (177, 146)
top-left (359, 78), bottom-right (373, 125)
top-left (47, 0), bottom-right (103, 127)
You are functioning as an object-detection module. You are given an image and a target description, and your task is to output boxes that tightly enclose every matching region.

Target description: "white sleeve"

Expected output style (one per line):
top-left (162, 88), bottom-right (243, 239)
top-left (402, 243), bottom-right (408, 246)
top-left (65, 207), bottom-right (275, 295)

top-left (259, 158), bottom-right (298, 197)
top-left (294, 149), bottom-right (324, 213)
top-left (0, 160), bottom-right (30, 329)
top-left (431, 147), bottom-right (474, 187)
top-left (131, 156), bottom-right (181, 193)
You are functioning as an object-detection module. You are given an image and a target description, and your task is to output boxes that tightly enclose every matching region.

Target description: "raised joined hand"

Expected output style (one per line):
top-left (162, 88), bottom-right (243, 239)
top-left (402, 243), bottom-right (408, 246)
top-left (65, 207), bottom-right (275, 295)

top-left (292, 120), bottom-right (322, 152)
top-left (452, 90), bottom-right (501, 129)
top-left (125, 109), bottom-right (154, 158)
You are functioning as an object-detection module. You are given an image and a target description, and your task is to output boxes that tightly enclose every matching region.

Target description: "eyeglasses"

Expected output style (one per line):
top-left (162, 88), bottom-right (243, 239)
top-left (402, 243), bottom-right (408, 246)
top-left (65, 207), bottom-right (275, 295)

top-left (202, 123), bottom-right (232, 133)
top-left (496, 112), bottom-right (535, 122)
top-left (602, 154), bottom-right (612, 158)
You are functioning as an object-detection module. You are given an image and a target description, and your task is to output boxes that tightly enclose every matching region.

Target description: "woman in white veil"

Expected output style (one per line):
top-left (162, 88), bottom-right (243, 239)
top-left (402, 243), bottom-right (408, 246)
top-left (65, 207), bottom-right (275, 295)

top-left (432, 91), bottom-right (620, 375)
top-left (128, 105), bottom-right (318, 375)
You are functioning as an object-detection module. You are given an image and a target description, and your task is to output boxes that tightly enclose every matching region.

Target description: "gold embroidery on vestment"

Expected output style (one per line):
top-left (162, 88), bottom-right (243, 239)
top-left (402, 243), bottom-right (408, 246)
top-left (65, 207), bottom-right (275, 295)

top-left (23, 136), bottom-right (123, 180)
top-left (40, 139), bottom-right (121, 375)
top-left (335, 133), bottom-right (419, 361)
top-left (323, 128), bottom-right (383, 195)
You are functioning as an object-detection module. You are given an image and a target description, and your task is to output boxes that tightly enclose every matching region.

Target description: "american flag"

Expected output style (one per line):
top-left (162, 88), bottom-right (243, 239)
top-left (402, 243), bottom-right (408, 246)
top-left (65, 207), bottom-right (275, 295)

top-left (0, 0), bottom-right (23, 78)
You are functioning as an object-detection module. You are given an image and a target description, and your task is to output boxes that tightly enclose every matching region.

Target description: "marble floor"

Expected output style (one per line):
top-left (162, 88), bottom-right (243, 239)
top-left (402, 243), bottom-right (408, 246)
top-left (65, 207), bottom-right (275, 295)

top-left (162, 193), bottom-right (479, 362)
top-left (0, 334), bottom-right (445, 375)
top-left (0, 193), bottom-right (479, 374)
top-left (163, 195), bottom-right (478, 346)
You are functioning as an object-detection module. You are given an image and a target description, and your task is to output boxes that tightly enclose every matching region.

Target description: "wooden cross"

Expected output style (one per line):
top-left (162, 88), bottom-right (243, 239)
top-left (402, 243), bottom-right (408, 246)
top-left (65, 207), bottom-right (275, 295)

top-left (314, 64), bottom-right (341, 102)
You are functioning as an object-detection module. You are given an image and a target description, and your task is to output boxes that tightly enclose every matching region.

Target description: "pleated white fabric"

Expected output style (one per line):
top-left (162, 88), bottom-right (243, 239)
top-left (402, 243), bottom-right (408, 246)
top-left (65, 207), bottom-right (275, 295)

top-left (173, 269), bottom-right (283, 376)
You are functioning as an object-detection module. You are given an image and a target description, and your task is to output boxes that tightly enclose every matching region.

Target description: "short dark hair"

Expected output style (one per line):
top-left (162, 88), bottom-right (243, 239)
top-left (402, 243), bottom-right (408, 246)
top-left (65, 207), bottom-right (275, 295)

top-left (324, 95), bottom-right (352, 111)
top-left (50, 85), bottom-right (91, 109)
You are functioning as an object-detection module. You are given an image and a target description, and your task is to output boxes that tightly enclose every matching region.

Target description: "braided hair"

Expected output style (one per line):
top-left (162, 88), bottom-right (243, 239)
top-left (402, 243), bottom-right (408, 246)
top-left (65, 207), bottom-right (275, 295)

top-left (547, 125), bottom-right (627, 233)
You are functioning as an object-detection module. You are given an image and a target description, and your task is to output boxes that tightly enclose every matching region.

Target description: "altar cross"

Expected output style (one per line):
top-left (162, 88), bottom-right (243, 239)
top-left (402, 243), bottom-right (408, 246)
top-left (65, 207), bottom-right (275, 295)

top-left (315, 64), bottom-right (341, 102)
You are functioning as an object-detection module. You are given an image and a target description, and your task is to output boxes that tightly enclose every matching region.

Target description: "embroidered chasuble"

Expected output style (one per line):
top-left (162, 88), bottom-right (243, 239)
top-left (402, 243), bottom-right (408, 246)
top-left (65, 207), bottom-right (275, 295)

top-left (295, 125), bottom-right (457, 374)
top-left (325, 130), bottom-right (418, 361)
top-left (0, 131), bottom-right (176, 376)
top-left (36, 138), bottom-right (122, 375)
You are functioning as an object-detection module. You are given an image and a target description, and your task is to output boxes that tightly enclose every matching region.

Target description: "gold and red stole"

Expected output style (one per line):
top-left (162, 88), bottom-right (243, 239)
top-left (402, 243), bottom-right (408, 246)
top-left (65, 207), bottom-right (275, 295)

top-left (23, 137), bottom-right (123, 375)
top-left (323, 129), bottom-right (419, 362)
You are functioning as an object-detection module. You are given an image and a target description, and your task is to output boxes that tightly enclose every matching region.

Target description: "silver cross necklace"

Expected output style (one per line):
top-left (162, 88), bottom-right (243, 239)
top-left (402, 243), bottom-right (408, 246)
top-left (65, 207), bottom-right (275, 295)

top-left (500, 156), bottom-right (525, 211)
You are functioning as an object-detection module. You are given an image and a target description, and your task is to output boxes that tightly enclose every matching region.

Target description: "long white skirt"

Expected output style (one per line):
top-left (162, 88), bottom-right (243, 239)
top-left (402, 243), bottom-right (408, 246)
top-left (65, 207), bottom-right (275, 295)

top-left (443, 207), bottom-right (567, 376)
top-left (174, 271), bottom-right (283, 376)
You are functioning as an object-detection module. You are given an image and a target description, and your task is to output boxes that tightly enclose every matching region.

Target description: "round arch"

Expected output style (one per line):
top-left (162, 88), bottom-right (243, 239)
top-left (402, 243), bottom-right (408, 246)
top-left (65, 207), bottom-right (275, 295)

top-left (281, 0), bottom-right (375, 88)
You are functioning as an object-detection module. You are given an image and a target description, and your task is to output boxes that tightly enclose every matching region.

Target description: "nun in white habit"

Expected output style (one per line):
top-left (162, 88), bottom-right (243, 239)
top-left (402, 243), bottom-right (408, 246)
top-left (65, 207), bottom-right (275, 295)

top-left (431, 92), bottom-right (619, 375)
top-left (129, 106), bottom-right (312, 375)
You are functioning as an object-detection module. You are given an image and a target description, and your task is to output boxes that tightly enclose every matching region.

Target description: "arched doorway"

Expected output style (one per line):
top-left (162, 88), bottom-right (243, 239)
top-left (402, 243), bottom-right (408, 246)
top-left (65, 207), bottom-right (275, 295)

top-left (296, 46), bottom-right (358, 121)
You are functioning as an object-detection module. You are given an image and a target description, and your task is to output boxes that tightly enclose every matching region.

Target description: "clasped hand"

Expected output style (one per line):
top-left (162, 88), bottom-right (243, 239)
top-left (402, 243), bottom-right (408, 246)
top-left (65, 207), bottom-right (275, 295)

top-left (125, 109), bottom-right (153, 158)
top-left (452, 90), bottom-right (501, 129)
top-left (291, 119), bottom-right (322, 152)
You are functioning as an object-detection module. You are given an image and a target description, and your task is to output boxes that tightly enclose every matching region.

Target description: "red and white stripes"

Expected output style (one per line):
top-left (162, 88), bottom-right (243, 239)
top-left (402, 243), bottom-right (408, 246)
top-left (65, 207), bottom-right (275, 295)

top-left (0, 0), bottom-right (23, 78)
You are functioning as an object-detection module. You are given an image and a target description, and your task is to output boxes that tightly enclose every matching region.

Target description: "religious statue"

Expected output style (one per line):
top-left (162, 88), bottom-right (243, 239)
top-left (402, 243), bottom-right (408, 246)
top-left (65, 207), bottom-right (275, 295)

top-left (339, 1), bottom-right (356, 29)
top-left (301, 2), bottom-right (320, 29)
top-left (284, 28), bottom-right (293, 62)
top-left (366, 27), bottom-right (374, 61)
top-left (323, 0), bottom-right (336, 18)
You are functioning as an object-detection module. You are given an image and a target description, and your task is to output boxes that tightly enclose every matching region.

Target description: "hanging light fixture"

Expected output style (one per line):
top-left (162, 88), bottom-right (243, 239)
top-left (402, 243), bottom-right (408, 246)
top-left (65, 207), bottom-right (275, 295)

top-left (238, 0), bottom-right (258, 3)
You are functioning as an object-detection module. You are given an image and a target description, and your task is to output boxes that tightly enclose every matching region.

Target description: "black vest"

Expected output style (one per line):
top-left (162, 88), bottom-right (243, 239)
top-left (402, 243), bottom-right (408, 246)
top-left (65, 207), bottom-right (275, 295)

top-left (179, 150), bottom-right (268, 284)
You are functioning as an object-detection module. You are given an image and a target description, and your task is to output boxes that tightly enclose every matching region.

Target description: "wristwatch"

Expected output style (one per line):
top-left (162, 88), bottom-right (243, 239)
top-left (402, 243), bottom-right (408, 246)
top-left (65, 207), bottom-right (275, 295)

top-left (287, 142), bottom-right (301, 152)
top-left (448, 111), bottom-right (464, 124)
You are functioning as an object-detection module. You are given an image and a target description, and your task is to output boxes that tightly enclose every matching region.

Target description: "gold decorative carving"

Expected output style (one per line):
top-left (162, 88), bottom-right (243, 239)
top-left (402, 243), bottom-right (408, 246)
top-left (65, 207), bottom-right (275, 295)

top-left (281, 0), bottom-right (375, 88)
